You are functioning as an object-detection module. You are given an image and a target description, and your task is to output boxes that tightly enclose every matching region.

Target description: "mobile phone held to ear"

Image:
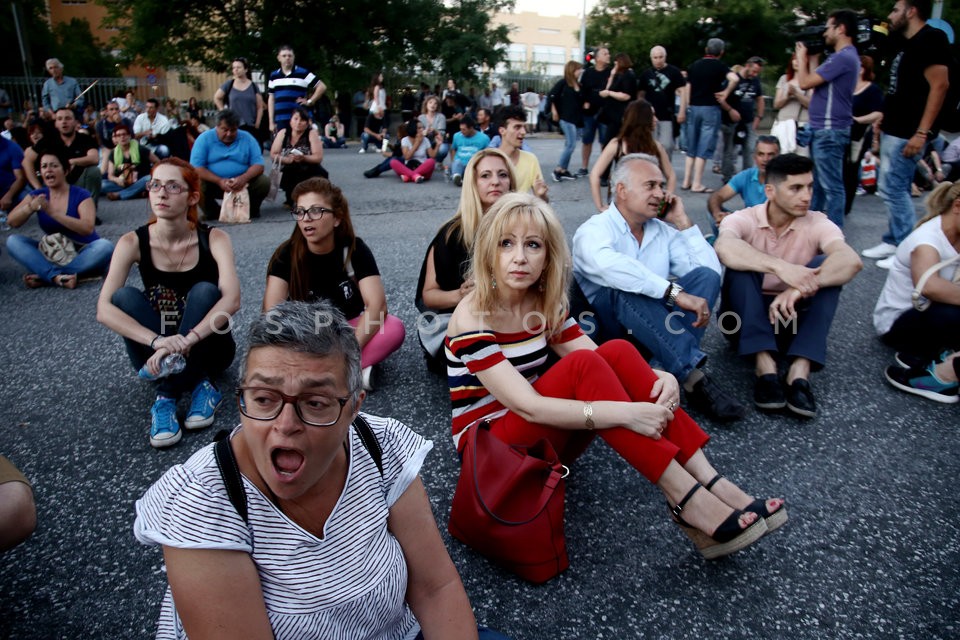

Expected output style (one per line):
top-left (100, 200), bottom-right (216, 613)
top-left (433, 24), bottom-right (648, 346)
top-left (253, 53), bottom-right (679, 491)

top-left (657, 197), bottom-right (671, 219)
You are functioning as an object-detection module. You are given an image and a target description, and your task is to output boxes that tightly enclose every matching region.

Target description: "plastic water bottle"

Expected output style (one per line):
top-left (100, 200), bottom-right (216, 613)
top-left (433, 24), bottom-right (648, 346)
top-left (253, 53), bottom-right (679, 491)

top-left (138, 353), bottom-right (186, 380)
top-left (381, 134), bottom-right (390, 153)
top-left (0, 211), bottom-right (8, 231)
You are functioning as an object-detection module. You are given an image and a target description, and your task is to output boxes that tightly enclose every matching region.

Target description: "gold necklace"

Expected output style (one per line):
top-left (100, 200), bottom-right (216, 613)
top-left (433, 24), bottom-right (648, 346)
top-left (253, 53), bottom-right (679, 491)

top-left (155, 229), bottom-right (193, 271)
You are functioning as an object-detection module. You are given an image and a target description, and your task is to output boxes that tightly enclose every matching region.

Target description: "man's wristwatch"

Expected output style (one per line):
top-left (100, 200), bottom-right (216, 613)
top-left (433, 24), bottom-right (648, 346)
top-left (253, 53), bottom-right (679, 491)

top-left (664, 283), bottom-right (683, 307)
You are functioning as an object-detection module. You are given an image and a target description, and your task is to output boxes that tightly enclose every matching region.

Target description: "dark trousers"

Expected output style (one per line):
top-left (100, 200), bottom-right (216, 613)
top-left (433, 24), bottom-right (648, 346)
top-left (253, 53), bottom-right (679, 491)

top-left (111, 283), bottom-right (235, 397)
top-left (881, 302), bottom-right (960, 359)
top-left (720, 256), bottom-right (839, 370)
top-left (200, 173), bottom-right (270, 219)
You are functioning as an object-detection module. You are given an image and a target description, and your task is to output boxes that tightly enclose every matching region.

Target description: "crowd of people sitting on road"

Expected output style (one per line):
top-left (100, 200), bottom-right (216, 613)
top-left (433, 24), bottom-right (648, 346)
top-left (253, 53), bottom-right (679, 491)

top-left (2, 6), bottom-right (958, 634)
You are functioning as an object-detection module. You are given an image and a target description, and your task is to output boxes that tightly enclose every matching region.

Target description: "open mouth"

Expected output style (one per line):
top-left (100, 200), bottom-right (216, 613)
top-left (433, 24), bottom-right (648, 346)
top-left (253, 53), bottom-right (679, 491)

top-left (271, 448), bottom-right (305, 478)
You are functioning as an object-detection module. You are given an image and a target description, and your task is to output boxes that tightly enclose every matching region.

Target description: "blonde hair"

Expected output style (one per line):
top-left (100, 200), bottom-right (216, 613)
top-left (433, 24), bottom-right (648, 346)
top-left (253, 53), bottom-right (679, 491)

top-left (917, 181), bottom-right (960, 227)
top-left (443, 148), bottom-right (517, 250)
top-left (469, 192), bottom-right (570, 336)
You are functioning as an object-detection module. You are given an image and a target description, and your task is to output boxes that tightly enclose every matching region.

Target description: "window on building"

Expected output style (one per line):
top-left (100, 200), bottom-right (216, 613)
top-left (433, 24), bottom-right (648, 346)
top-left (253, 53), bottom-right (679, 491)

top-left (507, 44), bottom-right (527, 69)
top-left (532, 45), bottom-right (567, 76)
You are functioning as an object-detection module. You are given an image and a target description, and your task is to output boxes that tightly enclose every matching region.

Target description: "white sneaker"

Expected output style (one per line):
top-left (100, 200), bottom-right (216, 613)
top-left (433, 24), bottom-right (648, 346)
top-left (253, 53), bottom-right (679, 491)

top-left (358, 148), bottom-right (366, 154)
top-left (362, 365), bottom-right (376, 391)
top-left (877, 255), bottom-right (895, 270)
top-left (862, 242), bottom-right (896, 259)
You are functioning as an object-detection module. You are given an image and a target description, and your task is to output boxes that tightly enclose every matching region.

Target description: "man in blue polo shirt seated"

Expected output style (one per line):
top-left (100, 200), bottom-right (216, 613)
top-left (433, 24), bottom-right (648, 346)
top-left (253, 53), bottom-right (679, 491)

top-left (707, 135), bottom-right (779, 235)
top-left (190, 109), bottom-right (270, 219)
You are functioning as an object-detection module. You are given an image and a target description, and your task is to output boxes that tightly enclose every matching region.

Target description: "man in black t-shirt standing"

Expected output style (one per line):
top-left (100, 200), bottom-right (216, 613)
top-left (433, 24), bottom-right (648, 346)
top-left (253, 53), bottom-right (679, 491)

top-left (639, 46), bottom-right (686, 158)
top-left (578, 46), bottom-right (612, 176)
top-left (720, 57), bottom-right (764, 182)
top-left (680, 38), bottom-right (740, 193)
top-left (863, 0), bottom-right (951, 263)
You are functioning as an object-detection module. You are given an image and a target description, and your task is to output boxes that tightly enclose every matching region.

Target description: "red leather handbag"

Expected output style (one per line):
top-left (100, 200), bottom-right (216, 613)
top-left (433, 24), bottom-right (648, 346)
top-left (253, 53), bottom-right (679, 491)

top-left (448, 421), bottom-right (570, 583)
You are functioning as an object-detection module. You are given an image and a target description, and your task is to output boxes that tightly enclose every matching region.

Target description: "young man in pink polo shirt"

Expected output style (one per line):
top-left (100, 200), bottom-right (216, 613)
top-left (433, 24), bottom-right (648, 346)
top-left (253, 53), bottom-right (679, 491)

top-left (714, 154), bottom-right (862, 418)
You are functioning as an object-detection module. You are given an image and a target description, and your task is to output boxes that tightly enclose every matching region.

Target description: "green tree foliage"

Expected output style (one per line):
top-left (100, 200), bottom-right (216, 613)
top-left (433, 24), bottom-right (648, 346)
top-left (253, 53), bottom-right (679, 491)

top-left (585, 0), bottom-right (947, 72)
top-left (51, 19), bottom-right (120, 77)
top-left (1, 0), bottom-right (55, 76)
top-left (98, 0), bottom-right (513, 92)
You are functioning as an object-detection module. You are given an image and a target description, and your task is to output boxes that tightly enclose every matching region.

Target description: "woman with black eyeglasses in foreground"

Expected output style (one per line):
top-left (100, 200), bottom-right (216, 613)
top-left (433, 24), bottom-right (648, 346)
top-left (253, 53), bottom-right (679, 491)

top-left (97, 158), bottom-right (241, 449)
top-left (135, 300), bottom-right (502, 640)
top-left (263, 177), bottom-right (405, 390)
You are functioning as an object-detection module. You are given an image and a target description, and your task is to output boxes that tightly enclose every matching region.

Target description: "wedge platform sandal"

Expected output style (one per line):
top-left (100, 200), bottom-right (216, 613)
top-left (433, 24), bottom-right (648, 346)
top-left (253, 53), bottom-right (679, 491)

top-left (704, 474), bottom-right (789, 534)
top-left (671, 482), bottom-right (768, 560)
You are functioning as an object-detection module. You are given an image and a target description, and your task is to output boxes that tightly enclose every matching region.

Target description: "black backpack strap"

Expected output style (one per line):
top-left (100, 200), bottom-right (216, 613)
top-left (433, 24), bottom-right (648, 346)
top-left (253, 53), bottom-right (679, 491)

top-left (213, 430), bottom-right (248, 523)
top-left (352, 414), bottom-right (383, 476)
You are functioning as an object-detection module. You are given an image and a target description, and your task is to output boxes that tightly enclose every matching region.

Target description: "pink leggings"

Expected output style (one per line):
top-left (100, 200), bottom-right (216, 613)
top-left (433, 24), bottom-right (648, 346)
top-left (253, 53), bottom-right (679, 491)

top-left (390, 158), bottom-right (436, 181)
top-left (490, 339), bottom-right (709, 484)
top-left (349, 314), bottom-right (406, 368)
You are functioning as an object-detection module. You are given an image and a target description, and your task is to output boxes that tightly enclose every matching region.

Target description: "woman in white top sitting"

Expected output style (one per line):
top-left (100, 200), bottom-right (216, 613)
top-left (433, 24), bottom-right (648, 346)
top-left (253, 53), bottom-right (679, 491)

top-left (134, 300), bottom-right (504, 640)
top-left (389, 118), bottom-right (441, 183)
top-left (874, 182), bottom-right (960, 401)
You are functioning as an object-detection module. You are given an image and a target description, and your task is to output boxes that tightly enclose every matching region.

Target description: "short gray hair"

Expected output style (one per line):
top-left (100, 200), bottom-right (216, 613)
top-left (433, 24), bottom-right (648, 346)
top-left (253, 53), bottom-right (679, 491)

top-left (611, 153), bottom-right (660, 192)
top-left (705, 38), bottom-right (725, 56)
top-left (240, 300), bottom-right (363, 401)
top-left (45, 58), bottom-right (63, 69)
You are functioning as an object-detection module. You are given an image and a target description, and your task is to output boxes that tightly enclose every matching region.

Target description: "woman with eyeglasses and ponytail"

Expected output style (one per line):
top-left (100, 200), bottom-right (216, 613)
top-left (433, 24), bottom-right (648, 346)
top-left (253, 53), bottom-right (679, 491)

top-left (263, 177), bottom-right (405, 390)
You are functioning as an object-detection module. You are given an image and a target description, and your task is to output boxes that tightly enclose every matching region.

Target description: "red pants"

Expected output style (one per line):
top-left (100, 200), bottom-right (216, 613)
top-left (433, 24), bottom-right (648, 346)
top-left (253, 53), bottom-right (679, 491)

top-left (490, 339), bottom-right (709, 484)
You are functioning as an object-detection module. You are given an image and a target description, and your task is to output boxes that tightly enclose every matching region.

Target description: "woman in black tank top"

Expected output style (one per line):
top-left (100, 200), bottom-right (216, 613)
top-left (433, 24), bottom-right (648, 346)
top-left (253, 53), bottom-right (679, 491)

top-left (96, 158), bottom-right (241, 449)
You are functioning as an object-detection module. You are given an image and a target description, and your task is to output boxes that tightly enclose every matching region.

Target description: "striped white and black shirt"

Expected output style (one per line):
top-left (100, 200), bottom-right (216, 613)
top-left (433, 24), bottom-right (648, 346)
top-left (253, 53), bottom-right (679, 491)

top-left (135, 413), bottom-right (432, 640)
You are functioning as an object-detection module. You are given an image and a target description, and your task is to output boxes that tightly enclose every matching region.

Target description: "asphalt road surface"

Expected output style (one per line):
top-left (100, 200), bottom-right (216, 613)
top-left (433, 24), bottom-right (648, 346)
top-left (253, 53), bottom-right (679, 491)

top-left (1, 136), bottom-right (957, 639)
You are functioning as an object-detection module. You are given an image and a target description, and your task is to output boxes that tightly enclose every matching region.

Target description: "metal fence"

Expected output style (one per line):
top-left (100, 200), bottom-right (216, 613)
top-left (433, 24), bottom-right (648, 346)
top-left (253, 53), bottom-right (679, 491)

top-left (0, 76), bottom-right (175, 116)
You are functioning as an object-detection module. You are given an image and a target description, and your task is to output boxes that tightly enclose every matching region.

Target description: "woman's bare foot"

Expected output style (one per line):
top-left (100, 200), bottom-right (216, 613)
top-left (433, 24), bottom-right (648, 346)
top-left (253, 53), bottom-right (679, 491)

top-left (22, 274), bottom-right (44, 289)
top-left (669, 480), bottom-right (758, 537)
top-left (53, 274), bottom-right (77, 289)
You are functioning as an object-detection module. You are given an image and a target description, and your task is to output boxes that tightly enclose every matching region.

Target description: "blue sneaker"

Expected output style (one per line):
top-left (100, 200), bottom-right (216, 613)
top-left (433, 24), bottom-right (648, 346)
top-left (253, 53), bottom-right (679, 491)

top-left (885, 364), bottom-right (959, 404)
top-left (150, 396), bottom-right (182, 448)
top-left (185, 380), bottom-right (222, 430)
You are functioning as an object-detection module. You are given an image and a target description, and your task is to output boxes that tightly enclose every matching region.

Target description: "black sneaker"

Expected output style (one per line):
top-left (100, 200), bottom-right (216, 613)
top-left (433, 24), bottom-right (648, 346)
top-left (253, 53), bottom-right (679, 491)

top-left (363, 167), bottom-right (381, 178)
top-left (785, 379), bottom-right (817, 418)
top-left (575, 168), bottom-right (589, 177)
top-left (552, 169), bottom-right (563, 183)
top-left (894, 350), bottom-right (950, 370)
top-left (687, 375), bottom-right (746, 421)
top-left (754, 374), bottom-right (786, 410)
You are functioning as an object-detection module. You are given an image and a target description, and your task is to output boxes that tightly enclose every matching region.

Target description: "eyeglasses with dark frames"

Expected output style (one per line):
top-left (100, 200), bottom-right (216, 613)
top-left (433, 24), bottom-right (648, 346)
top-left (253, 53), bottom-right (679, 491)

top-left (236, 387), bottom-right (349, 427)
top-left (291, 205), bottom-right (333, 221)
top-left (145, 180), bottom-right (187, 194)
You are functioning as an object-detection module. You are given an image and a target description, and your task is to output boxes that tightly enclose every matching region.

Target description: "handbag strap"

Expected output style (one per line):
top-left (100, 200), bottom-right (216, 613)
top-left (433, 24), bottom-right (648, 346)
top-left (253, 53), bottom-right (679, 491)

top-left (212, 416), bottom-right (383, 524)
top-left (213, 430), bottom-right (248, 523)
top-left (468, 422), bottom-right (567, 527)
top-left (912, 253), bottom-right (960, 311)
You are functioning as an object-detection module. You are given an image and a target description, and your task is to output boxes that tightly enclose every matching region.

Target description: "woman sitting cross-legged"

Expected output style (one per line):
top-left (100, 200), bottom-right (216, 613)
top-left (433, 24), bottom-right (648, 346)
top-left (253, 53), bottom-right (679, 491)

top-left (445, 192), bottom-right (786, 560)
top-left (270, 106), bottom-right (328, 206)
top-left (6, 149), bottom-right (114, 289)
top-left (96, 158), bottom-right (240, 449)
top-left (264, 177), bottom-right (405, 391)
top-left (102, 123), bottom-right (161, 201)
top-left (390, 119), bottom-right (440, 183)
top-left (134, 300), bottom-right (509, 640)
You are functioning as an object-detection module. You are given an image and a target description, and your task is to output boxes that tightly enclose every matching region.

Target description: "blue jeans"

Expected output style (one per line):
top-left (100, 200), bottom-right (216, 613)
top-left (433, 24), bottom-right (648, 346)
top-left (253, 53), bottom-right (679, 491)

top-left (686, 105), bottom-right (721, 159)
top-left (6, 235), bottom-right (113, 283)
top-left (810, 127), bottom-right (850, 228)
top-left (101, 176), bottom-right (149, 200)
top-left (111, 282), bottom-right (236, 396)
top-left (558, 119), bottom-right (579, 170)
top-left (359, 133), bottom-right (383, 151)
top-left (588, 266), bottom-right (721, 381)
top-left (878, 133), bottom-right (921, 245)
